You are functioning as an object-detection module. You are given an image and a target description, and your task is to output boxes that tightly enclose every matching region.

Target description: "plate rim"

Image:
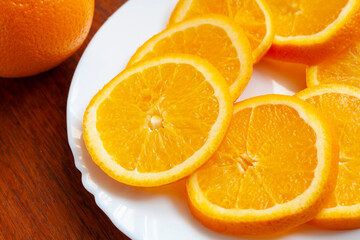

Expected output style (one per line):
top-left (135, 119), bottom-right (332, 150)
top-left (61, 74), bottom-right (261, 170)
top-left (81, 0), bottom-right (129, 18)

top-left (66, 1), bottom-right (137, 239)
top-left (65, 1), bottom-right (360, 239)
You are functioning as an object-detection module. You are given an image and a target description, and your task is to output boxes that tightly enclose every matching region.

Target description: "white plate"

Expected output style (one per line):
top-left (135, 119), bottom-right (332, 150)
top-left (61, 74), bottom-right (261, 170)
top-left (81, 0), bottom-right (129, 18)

top-left (66, 0), bottom-right (359, 239)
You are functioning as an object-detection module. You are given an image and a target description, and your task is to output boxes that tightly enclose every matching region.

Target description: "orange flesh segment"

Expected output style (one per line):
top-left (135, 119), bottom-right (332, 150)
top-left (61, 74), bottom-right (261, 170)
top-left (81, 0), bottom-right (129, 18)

top-left (304, 93), bottom-right (360, 207)
top-left (312, 42), bottom-right (360, 87)
top-left (139, 24), bottom-right (240, 88)
top-left (196, 104), bottom-right (317, 210)
top-left (96, 63), bottom-right (219, 173)
top-left (266, 0), bottom-right (348, 37)
top-left (175, 0), bottom-right (267, 53)
top-left (336, 162), bottom-right (360, 206)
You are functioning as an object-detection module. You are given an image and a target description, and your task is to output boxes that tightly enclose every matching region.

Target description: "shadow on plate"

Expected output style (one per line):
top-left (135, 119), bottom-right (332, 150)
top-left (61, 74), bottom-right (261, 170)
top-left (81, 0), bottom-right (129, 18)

top-left (238, 58), bottom-right (307, 102)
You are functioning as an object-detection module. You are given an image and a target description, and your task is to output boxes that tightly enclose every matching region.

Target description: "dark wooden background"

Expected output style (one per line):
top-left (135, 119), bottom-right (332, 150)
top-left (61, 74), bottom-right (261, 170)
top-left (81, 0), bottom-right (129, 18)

top-left (0, 1), bottom-right (130, 239)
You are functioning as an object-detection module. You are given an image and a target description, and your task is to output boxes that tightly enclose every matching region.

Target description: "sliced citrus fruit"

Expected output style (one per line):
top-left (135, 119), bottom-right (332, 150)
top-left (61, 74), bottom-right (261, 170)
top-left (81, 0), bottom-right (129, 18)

top-left (265, 0), bottom-right (360, 64)
top-left (83, 54), bottom-right (233, 187)
top-left (127, 15), bottom-right (253, 102)
top-left (296, 84), bottom-right (360, 230)
top-left (186, 94), bottom-right (338, 236)
top-left (168, 0), bottom-right (274, 63)
top-left (307, 41), bottom-right (360, 88)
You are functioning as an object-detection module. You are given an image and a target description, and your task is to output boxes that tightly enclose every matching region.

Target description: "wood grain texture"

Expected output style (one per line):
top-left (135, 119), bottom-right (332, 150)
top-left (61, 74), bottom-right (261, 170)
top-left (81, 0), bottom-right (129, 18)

top-left (0, 1), bottom-right (129, 239)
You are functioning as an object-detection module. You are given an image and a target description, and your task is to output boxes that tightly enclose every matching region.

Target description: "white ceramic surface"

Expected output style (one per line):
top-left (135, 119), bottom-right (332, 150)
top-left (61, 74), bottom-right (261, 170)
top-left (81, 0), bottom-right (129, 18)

top-left (66, 0), bottom-right (360, 239)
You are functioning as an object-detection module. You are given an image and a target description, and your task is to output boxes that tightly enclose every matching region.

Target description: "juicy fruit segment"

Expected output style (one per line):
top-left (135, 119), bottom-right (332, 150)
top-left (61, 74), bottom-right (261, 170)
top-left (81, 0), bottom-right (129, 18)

top-left (83, 55), bottom-right (233, 187)
top-left (98, 65), bottom-right (217, 172)
top-left (296, 84), bottom-right (360, 229)
top-left (266, 0), bottom-right (347, 37)
top-left (265, 0), bottom-right (360, 64)
top-left (196, 104), bottom-right (317, 209)
top-left (128, 16), bottom-right (253, 102)
top-left (169, 0), bottom-right (274, 63)
top-left (336, 161), bottom-right (360, 206)
top-left (187, 95), bottom-right (338, 236)
top-left (307, 42), bottom-right (360, 88)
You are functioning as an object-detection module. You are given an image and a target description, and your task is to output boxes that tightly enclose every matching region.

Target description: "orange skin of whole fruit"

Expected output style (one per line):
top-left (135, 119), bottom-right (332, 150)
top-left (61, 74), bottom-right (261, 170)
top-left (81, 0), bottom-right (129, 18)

top-left (0, 0), bottom-right (94, 78)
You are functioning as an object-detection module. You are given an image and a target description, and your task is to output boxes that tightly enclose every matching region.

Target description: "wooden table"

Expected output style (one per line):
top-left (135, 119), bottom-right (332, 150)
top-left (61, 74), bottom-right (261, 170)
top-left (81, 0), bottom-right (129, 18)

top-left (0, 1), bottom-right (129, 239)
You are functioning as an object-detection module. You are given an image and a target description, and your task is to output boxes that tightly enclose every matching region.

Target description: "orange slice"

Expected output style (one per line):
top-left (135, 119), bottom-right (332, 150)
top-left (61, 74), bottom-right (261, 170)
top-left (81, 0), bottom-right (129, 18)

top-left (296, 84), bottom-right (360, 230)
top-left (168, 0), bottom-right (274, 63)
top-left (83, 55), bottom-right (233, 187)
top-left (186, 95), bottom-right (338, 236)
top-left (127, 15), bottom-right (253, 102)
top-left (265, 0), bottom-right (360, 64)
top-left (307, 41), bottom-right (360, 88)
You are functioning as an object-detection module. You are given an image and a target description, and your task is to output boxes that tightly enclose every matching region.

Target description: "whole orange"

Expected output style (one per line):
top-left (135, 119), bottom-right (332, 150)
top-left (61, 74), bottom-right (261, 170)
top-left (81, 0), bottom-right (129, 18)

top-left (0, 0), bottom-right (94, 78)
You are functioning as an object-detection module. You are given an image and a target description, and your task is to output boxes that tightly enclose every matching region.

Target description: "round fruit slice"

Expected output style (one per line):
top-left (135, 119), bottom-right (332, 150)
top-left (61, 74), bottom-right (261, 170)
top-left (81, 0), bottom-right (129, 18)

top-left (296, 84), bottom-right (360, 230)
top-left (127, 15), bottom-right (253, 102)
top-left (307, 42), bottom-right (360, 88)
top-left (265, 0), bottom-right (360, 65)
top-left (83, 54), bottom-right (233, 187)
top-left (186, 94), bottom-right (338, 236)
top-left (168, 0), bottom-right (274, 63)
